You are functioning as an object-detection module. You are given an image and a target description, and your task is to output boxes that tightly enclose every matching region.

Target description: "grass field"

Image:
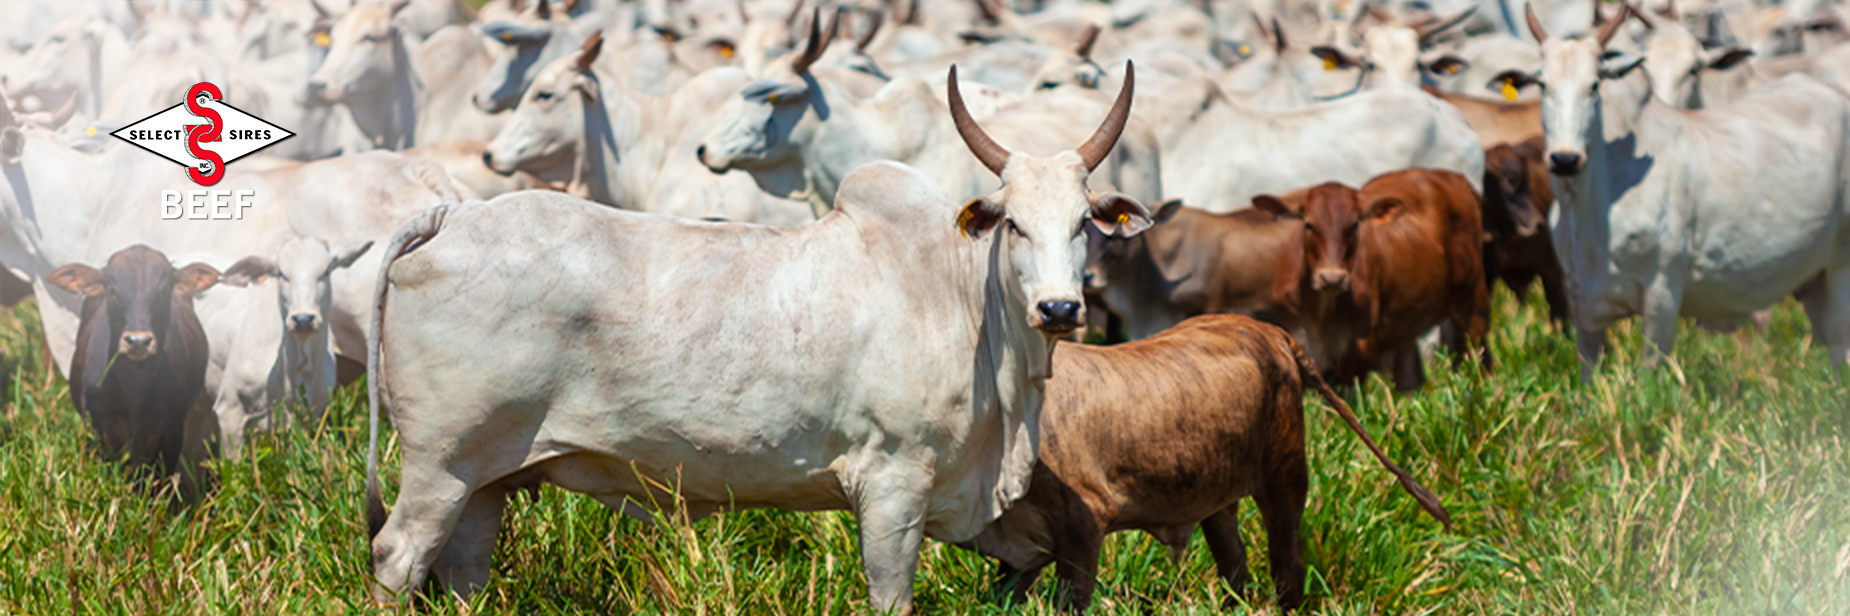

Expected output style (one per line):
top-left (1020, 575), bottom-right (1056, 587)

top-left (0, 283), bottom-right (1847, 615)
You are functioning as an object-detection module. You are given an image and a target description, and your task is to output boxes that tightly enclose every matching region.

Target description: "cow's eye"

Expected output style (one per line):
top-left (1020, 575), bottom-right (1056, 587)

top-left (1005, 219), bottom-right (1026, 238)
top-left (536, 91), bottom-right (555, 101)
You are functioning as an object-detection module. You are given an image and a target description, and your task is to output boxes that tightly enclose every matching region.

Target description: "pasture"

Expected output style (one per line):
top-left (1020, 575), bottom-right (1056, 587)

top-left (2, 285), bottom-right (1845, 614)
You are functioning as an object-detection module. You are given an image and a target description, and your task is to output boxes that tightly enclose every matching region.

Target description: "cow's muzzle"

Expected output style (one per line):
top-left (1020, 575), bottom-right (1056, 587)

top-left (1035, 300), bottom-right (1084, 335)
top-left (119, 331), bottom-right (156, 361)
top-left (1548, 152), bottom-right (1584, 176)
top-left (290, 314), bottom-right (320, 335)
top-left (1313, 268), bottom-right (1350, 294)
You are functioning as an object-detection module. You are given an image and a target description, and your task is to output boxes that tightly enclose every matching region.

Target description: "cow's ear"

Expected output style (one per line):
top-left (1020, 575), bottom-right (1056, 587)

top-left (219, 256), bottom-right (277, 287)
top-left (957, 197), bottom-right (1004, 238)
top-left (0, 128), bottom-right (22, 165)
top-left (173, 263), bottom-right (222, 296)
top-left (46, 264), bottom-right (106, 296)
top-left (1252, 194), bottom-right (1300, 219)
top-left (1151, 199), bottom-right (1185, 224)
top-left (1706, 46), bottom-right (1753, 70)
top-left (330, 240), bottom-right (375, 271)
top-left (1362, 197), bottom-right (1404, 221)
top-left (1089, 192), bottom-right (1153, 238)
top-left (1309, 45), bottom-right (1361, 71)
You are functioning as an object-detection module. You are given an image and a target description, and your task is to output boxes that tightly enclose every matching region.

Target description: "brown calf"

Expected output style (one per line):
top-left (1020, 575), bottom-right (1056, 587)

top-left (48, 245), bottom-right (220, 482)
top-left (1482, 137), bottom-right (1569, 326)
top-left (1085, 199), bottom-right (1300, 341)
top-left (1255, 168), bottom-right (1490, 390)
top-left (971, 315), bottom-right (1451, 612)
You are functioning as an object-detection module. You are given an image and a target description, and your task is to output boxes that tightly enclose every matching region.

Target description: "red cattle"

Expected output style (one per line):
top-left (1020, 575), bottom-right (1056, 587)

top-left (1255, 169), bottom-right (1490, 390)
top-left (970, 314), bottom-right (1451, 612)
top-left (47, 245), bottom-right (220, 484)
top-left (1084, 198), bottom-right (1301, 341)
top-left (1482, 137), bottom-right (1570, 327)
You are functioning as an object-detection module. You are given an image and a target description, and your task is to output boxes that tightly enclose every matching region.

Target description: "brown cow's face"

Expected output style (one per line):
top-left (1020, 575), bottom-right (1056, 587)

top-left (46, 246), bottom-right (219, 363)
top-left (1295, 183), bottom-right (1363, 295)
top-left (1483, 143), bottom-right (1544, 239)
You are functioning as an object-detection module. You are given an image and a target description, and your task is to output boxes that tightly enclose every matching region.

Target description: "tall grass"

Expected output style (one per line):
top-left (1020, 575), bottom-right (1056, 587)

top-left (0, 284), bottom-right (1846, 614)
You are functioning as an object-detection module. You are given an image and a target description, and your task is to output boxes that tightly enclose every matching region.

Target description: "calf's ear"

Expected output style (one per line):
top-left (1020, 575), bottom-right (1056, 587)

top-left (173, 263), bottom-right (222, 296)
top-left (957, 197), bottom-right (1004, 238)
top-left (1252, 194), bottom-right (1300, 219)
top-left (1089, 192), bottom-right (1153, 237)
top-left (330, 240), bottom-right (376, 271)
top-left (220, 256), bottom-right (278, 287)
top-left (47, 264), bottom-right (106, 296)
top-left (1362, 197), bottom-right (1404, 221)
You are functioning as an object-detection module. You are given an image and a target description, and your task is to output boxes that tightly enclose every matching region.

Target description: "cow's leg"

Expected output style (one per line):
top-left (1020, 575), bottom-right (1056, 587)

top-left (1200, 504), bottom-right (1254, 607)
top-left (1639, 278), bottom-right (1686, 370)
top-left (1452, 273), bottom-right (1493, 373)
top-left (370, 463), bottom-right (472, 606)
top-left (1799, 268), bottom-right (1850, 371)
top-left (1256, 444), bottom-right (1308, 611)
top-left (991, 556), bottom-right (1047, 606)
top-left (429, 483), bottom-right (509, 597)
top-left (853, 470), bottom-right (931, 616)
top-left (1050, 526), bottom-right (1105, 613)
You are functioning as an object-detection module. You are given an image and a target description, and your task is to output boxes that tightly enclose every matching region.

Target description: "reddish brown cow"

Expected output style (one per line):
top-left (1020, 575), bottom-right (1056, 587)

top-left (1482, 137), bottom-right (1569, 326)
top-left (970, 315), bottom-right (1452, 612)
top-left (47, 245), bottom-right (220, 482)
top-left (1084, 196), bottom-right (1302, 342)
top-left (1255, 169), bottom-right (1490, 390)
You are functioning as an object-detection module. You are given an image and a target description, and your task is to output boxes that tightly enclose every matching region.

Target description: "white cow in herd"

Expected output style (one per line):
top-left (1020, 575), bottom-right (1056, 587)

top-left (307, 1), bottom-right (505, 150)
top-left (196, 238), bottom-right (375, 455)
top-left (362, 64), bottom-right (1153, 614)
top-left (1528, 5), bottom-right (1850, 380)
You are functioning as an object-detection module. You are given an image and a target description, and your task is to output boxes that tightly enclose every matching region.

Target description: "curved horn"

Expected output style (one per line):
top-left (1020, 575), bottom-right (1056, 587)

top-left (536, 0), bottom-right (551, 19)
top-left (1076, 60), bottom-right (1134, 171)
top-left (1272, 16), bottom-right (1288, 51)
top-left (576, 29), bottom-right (604, 72)
top-left (791, 6), bottom-right (840, 74)
top-left (1416, 5), bottom-right (1477, 47)
top-left (947, 65), bottom-right (1011, 176)
top-left (858, 9), bottom-right (885, 50)
top-left (737, 0), bottom-right (750, 24)
top-left (905, 0), bottom-right (920, 25)
top-left (1596, 2), bottom-right (1629, 48)
top-left (311, 0), bottom-right (331, 18)
top-left (1526, 2), bottom-right (1547, 42)
top-left (1658, 0), bottom-right (1676, 20)
top-left (1075, 23), bottom-right (1101, 59)
top-left (47, 92), bottom-right (79, 128)
top-left (785, 0), bottom-right (806, 25)
top-left (973, 0), bottom-right (1000, 24)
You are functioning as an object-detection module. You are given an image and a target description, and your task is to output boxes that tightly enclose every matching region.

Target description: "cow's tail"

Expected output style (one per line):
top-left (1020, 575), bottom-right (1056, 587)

top-left (1285, 334), bottom-right (1454, 530)
top-left (367, 203), bottom-right (452, 540)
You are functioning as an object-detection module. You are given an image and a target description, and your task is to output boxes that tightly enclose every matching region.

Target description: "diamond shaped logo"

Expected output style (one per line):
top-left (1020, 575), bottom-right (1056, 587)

top-left (110, 82), bottom-right (293, 185)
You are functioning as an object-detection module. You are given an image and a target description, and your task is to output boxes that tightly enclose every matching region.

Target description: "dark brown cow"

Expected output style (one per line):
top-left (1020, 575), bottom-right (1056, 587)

top-left (1084, 197), bottom-right (1301, 342)
top-left (47, 245), bottom-right (220, 481)
top-left (970, 315), bottom-right (1451, 613)
top-left (1255, 168), bottom-right (1490, 390)
top-left (1482, 136), bottom-right (1569, 326)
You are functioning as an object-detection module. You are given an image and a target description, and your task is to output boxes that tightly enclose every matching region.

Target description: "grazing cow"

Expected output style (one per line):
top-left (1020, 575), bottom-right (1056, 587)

top-left (971, 314), bottom-right (1452, 612)
top-left (1481, 137), bottom-right (1568, 326)
top-left (1085, 199), bottom-right (1301, 340)
top-left (1527, 4), bottom-right (1850, 379)
top-left (1256, 169), bottom-right (1489, 390)
top-left (305, 2), bottom-right (503, 150)
top-left (198, 239), bottom-right (374, 456)
top-left (362, 67), bottom-right (1153, 613)
top-left (48, 246), bottom-right (220, 481)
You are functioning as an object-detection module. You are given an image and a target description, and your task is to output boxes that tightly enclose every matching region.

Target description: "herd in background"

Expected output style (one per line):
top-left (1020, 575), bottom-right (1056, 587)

top-left (4, 0), bottom-right (1850, 611)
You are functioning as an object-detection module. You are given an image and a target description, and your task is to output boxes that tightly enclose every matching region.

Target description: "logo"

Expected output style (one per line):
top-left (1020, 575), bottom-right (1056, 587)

top-left (111, 82), bottom-right (293, 186)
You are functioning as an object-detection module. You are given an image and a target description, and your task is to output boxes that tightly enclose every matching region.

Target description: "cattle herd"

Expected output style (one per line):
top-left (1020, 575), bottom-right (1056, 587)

top-left (2, 0), bottom-right (1847, 612)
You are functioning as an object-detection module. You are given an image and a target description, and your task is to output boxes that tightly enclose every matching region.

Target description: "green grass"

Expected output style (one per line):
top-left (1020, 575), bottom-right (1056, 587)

top-left (1, 284), bottom-right (1847, 614)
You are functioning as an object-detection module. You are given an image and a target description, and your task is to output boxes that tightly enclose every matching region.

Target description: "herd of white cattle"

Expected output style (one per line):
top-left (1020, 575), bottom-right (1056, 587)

top-left (6, 0), bottom-right (1850, 611)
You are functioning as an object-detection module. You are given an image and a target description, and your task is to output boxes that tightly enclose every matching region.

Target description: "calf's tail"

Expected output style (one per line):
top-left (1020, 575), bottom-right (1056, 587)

top-left (1286, 335), bottom-right (1454, 530)
top-left (366, 203), bottom-right (452, 540)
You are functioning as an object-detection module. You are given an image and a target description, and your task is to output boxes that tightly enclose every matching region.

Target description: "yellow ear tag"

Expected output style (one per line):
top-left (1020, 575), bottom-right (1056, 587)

top-left (1116, 213), bottom-right (1129, 226)
top-left (1502, 79), bottom-right (1519, 101)
top-left (1323, 56), bottom-right (1338, 71)
top-left (1447, 64), bottom-right (1459, 74)
top-left (767, 93), bottom-right (778, 103)
top-left (499, 33), bottom-right (513, 42)
top-left (1237, 44), bottom-right (1251, 56)
top-left (315, 31), bottom-right (331, 47)
top-left (85, 126), bottom-right (96, 136)
top-left (957, 208), bottom-right (976, 230)
top-left (720, 46), bottom-right (735, 58)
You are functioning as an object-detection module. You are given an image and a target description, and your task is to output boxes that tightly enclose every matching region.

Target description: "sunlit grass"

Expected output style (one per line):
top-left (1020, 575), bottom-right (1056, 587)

top-left (0, 282), bottom-right (1846, 614)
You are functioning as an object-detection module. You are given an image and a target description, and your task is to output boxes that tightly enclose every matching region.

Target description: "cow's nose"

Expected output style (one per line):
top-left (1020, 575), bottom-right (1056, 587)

top-left (695, 144), bottom-right (709, 164)
top-left (123, 334), bottom-right (152, 348)
top-left (1313, 269), bottom-right (1349, 292)
top-left (1036, 300), bottom-right (1083, 333)
top-left (482, 150), bottom-right (494, 168)
top-left (290, 314), bottom-right (318, 334)
top-left (1548, 152), bottom-right (1583, 176)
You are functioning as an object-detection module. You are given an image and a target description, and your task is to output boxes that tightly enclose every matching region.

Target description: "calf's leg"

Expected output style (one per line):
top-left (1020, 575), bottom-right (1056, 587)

top-left (1257, 447), bottom-right (1308, 611)
top-left (1051, 526), bottom-right (1105, 613)
top-left (1200, 505), bottom-right (1254, 607)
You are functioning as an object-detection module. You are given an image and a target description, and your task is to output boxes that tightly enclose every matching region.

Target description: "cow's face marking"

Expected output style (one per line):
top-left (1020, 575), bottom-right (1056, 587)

top-left (486, 58), bottom-right (590, 174)
top-left (1295, 183), bottom-right (1363, 294)
top-left (696, 66), bottom-right (816, 172)
top-left (47, 246), bottom-right (219, 363)
top-left (306, 5), bottom-right (401, 103)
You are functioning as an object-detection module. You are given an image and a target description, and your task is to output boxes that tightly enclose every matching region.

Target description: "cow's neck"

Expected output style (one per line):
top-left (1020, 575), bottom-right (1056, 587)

top-left (576, 74), bottom-right (653, 208)
top-left (1554, 72), bottom-right (1662, 302)
top-left (347, 33), bottom-right (424, 150)
top-left (279, 331), bottom-right (331, 411)
top-left (964, 232), bottom-right (1048, 524)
